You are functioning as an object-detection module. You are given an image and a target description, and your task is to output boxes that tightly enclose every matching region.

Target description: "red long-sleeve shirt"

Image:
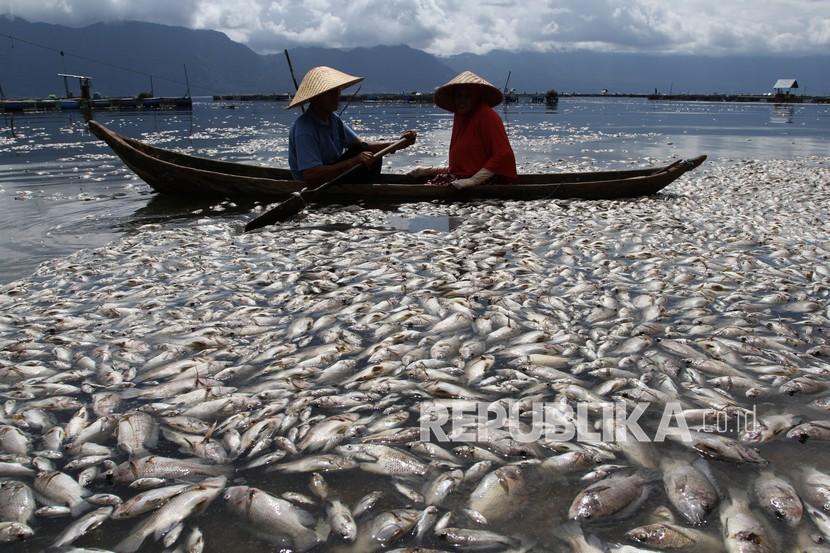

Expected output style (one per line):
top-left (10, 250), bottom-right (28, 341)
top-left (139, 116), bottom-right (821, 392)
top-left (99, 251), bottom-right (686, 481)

top-left (448, 104), bottom-right (517, 183)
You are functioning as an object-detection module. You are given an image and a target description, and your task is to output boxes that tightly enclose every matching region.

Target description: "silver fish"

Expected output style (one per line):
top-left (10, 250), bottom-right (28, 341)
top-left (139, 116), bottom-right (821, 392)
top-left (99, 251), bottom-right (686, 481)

top-left (0, 480), bottom-right (36, 524)
top-left (753, 471), bottom-right (802, 526)
top-left (223, 485), bottom-right (320, 552)
top-left (52, 506), bottom-right (113, 547)
top-left (720, 490), bottom-right (775, 553)
top-left (569, 472), bottom-right (654, 522)
top-left (115, 476), bottom-right (226, 553)
top-left (661, 458), bottom-right (719, 525)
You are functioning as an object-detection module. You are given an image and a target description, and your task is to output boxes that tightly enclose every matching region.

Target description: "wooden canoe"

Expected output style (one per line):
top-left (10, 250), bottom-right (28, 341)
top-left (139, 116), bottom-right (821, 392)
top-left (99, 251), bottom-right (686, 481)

top-left (88, 120), bottom-right (706, 201)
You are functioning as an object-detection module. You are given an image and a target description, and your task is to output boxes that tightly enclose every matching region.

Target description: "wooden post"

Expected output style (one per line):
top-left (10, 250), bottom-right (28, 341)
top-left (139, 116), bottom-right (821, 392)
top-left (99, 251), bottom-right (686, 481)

top-left (183, 65), bottom-right (191, 98)
top-left (80, 78), bottom-right (91, 100)
top-left (80, 77), bottom-right (93, 122)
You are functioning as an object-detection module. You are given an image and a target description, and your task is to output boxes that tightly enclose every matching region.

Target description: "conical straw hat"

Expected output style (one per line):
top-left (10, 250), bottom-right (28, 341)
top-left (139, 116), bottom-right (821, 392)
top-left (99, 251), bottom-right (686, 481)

top-left (287, 66), bottom-right (364, 109)
top-left (433, 70), bottom-right (504, 112)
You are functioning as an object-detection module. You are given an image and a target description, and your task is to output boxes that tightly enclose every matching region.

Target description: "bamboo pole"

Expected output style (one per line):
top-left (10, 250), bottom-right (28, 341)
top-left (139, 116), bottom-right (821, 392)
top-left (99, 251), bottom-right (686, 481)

top-left (284, 49), bottom-right (304, 113)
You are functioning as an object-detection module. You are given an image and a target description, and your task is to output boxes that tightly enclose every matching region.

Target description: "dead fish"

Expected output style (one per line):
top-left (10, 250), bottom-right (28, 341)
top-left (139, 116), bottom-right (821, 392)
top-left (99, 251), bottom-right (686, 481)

top-left (787, 420), bottom-right (830, 443)
top-left (626, 521), bottom-right (722, 550)
top-left (112, 483), bottom-right (190, 519)
top-left (268, 454), bottom-right (358, 474)
top-left (687, 432), bottom-right (767, 465)
top-left (327, 498), bottom-right (357, 542)
top-left (109, 456), bottom-right (231, 484)
top-left (739, 413), bottom-right (802, 443)
top-left (468, 465), bottom-right (525, 523)
top-left (0, 521), bottom-right (34, 543)
top-left (350, 509), bottom-right (420, 553)
top-left (0, 480), bottom-right (36, 524)
top-left (52, 506), bottom-right (113, 547)
top-left (0, 425), bottom-right (30, 456)
top-left (780, 377), bottom-right (828, 396)
top-left (115, 476), bottom-right (226, 553)
top-left (720, 489), bottom-right (775, 553)
top-left (798, 467), bottom-right (830, 512)
top-left (569, 472), bottom-right (655, 522)
top-left (436, 527), bottom-right (519, 549)
top-left (353, 491), bottom-right (384, 519)
top-left (661, 458), bottom-right (719, 525)
top-left (753, 471), bottom-right (802, 526)
top-left (336, 444), bottom-right (428, 476)
top-left (33, 470), bottom-right (89, 516)
top-left (224, 486), bottom-right (320, 551)
top-left (424, 469), bottom-right (463, 506)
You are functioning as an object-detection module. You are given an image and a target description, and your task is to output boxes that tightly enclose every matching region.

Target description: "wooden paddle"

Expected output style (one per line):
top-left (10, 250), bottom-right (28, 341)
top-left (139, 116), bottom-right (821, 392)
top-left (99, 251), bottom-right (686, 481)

top-left (244, 137), bottom-right (408, 232)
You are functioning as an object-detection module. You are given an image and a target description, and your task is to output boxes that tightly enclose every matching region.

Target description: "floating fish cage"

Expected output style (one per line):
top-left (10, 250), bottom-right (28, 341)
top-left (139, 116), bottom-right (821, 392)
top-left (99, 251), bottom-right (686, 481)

top-left (1, 96), bottom-right (193, 113)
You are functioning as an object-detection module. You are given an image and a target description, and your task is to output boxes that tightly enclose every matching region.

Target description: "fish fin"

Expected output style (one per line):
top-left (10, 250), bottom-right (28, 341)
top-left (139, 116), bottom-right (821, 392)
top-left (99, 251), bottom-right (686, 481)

top-left (203, 422), bottom-right (218, 442)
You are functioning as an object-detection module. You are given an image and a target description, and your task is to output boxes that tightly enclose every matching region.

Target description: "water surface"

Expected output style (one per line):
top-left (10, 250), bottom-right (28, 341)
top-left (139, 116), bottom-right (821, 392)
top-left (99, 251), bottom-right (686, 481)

top-left (2, 98), bottom-right (828, 283)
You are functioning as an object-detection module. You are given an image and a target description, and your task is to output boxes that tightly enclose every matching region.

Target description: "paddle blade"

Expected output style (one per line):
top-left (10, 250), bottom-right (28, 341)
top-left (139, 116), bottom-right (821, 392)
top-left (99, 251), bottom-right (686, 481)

top-left (244, 193), bottom-right (306, 232)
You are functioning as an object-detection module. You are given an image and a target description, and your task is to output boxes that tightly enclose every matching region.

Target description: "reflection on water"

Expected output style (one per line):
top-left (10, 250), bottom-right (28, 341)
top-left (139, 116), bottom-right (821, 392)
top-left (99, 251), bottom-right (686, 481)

top-left (770, 103), bottom-right (795, 124)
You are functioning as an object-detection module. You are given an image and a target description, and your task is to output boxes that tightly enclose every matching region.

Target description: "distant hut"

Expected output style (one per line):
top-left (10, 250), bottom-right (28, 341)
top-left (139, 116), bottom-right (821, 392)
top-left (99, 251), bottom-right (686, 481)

top-left (772, 79), bottom-right (799, 102)
top-left (545, 89), bottom-right (559, 106)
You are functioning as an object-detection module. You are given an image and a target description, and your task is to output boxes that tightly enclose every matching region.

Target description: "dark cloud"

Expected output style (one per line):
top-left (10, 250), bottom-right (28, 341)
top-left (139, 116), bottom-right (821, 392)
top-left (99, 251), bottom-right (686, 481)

top-left (3, 0), bottom-right (828, 55)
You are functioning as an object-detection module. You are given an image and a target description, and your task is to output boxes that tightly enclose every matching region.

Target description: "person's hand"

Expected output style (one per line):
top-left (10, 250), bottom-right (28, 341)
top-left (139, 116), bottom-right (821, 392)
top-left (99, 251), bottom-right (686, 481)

top-left (399, 130), bottom-right (417, 148)
top-left (451, 177), bottom-right (477, 189)
top-left (451, 169), bottom-right (495, 189)
top-left (353, 151), bottom-right (374, 167)
top-left (407, 167), bottom-right (437, 178)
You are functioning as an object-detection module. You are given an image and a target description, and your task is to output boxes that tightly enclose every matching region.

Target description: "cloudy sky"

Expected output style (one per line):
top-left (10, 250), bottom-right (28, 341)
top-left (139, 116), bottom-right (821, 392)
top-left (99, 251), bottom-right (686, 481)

top-left (3, 0), bottom-right (829, 56)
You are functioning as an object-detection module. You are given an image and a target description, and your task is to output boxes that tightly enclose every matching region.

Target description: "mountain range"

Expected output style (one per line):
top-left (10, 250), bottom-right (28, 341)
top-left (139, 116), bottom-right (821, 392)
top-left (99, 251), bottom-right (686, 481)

top-left (2, 16), bottom-right (828, 98)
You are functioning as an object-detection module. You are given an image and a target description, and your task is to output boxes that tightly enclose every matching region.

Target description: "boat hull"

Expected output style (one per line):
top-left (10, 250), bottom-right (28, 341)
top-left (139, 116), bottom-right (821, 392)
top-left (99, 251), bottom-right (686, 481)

top-left (88, 121), bottom-right (706, 202)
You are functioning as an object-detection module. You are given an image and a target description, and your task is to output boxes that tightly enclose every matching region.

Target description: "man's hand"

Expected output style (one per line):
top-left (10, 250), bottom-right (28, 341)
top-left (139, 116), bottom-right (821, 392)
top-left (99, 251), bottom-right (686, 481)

top-left (397, 130), bottom-right (417, 150)
top-left (353, 151), bottom-right (374, 167)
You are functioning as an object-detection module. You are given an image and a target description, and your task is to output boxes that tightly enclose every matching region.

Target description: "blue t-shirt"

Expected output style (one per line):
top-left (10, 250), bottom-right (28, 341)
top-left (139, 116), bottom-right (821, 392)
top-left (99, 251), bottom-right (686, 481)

top-left (288, 111), bottom-right (360, 181)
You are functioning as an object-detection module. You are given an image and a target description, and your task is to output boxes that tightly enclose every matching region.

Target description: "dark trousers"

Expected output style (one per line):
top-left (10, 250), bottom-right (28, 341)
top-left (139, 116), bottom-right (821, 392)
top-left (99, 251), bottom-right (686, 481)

top-left (334, 142), bottom-right (382, 184)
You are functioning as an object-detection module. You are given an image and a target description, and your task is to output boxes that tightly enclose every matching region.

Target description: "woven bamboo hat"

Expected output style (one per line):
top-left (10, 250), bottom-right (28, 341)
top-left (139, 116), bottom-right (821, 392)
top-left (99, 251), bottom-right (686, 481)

top-left (287, 66), bottom-right (363, 109)
top-left (433, 70), bottom-right (504, 112)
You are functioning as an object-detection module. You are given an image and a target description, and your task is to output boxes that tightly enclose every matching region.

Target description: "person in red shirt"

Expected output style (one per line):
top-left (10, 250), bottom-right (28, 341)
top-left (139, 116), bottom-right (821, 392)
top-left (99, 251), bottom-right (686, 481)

top-left (411, 71), bottom-right (517, 189)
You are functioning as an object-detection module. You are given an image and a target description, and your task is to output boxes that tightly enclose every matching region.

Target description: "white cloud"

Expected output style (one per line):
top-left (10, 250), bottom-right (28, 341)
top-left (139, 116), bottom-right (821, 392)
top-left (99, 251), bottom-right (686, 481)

top-left (3, 0), bottom-right (829, 56)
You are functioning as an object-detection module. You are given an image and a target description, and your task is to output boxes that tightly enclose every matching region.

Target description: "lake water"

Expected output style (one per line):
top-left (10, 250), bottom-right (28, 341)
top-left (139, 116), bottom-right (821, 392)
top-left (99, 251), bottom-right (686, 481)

top-left (1, 97), bottom-right (828, 283)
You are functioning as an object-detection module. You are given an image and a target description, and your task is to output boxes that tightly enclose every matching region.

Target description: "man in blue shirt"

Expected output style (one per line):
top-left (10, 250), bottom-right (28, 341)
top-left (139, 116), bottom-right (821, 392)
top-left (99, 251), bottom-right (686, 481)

top-left (288, 66), bottom-right (416, 185)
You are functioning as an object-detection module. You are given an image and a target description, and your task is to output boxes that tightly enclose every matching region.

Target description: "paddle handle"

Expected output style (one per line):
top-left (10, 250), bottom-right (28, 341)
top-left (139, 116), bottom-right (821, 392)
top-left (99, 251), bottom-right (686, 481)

top-left (308, 137), bottom-right (409, 198)
top-left (244, 137), bottom-right (409, 232)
